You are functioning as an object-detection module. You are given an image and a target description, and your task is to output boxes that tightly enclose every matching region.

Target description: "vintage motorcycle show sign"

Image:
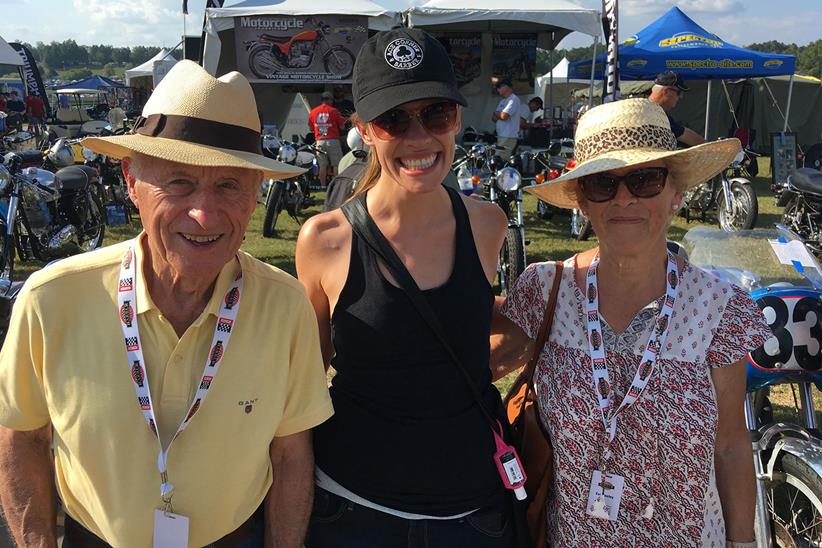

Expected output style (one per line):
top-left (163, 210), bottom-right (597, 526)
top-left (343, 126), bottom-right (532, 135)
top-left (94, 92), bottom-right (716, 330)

top-left (432, 33), bottom-right (482, 87)
top-left (234, 15), bottom-right (367, 83)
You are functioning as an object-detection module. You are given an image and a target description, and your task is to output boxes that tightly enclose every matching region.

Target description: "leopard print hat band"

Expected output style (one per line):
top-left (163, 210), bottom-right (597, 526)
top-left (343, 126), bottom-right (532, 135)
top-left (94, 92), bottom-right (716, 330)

top-left (526, 98), bottom-right (742, 210)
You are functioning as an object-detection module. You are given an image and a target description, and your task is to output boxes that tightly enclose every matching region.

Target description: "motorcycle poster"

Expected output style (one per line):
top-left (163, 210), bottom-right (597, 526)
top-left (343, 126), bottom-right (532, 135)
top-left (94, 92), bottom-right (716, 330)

top-left (770, 132), bottom-right (797, 189)
top-left (432, 33), bottom-right (482, 87)
top-left (491, 34), bottom-right (537, 95)
top-left (234, 15), bottom-right (366, 84)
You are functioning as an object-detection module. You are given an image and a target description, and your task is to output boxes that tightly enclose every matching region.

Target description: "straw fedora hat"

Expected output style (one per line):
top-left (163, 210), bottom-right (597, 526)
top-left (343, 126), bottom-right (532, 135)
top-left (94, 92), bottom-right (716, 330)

top-left (527, 98), bottom-right (741, 209)
top-left (82, 60), bottom-right (304, 179)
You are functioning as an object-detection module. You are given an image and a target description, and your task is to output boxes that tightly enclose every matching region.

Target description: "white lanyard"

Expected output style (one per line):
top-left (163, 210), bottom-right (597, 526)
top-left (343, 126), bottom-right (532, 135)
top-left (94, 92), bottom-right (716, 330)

top-left (117, 244), bottom-right (243, 508)
top-left (584, 251), bottom-right (678, 445)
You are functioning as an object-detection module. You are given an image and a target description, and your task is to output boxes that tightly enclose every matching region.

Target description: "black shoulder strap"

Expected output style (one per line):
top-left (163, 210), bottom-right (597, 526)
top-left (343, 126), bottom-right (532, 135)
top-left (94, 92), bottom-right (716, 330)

top-left (341, 193), bottom-right (501, 434)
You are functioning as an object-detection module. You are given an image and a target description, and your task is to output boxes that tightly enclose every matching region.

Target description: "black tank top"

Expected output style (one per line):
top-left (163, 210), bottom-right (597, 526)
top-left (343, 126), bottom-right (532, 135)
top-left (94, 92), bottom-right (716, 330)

top-left (314, 186), bottom-right (503, 515)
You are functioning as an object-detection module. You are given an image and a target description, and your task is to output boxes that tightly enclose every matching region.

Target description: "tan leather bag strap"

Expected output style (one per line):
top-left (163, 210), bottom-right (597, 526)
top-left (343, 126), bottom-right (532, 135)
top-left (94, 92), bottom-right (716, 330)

top-left (519, 261), bottom-right (563, 415)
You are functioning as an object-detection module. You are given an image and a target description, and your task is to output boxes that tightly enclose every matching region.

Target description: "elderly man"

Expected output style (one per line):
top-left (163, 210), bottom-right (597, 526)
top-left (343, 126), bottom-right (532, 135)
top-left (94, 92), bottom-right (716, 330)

top-left (648, 71), bottom-right (706, 146)
top-left (0, 61), bottom-right (333, 548)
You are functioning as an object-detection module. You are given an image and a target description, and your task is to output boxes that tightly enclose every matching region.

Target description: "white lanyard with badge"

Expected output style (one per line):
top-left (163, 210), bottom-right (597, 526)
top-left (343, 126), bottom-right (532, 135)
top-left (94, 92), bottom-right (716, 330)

top-left (583, 251), bottom-right (678, 522)
top-left (117, 245), bottom-right (243, 548)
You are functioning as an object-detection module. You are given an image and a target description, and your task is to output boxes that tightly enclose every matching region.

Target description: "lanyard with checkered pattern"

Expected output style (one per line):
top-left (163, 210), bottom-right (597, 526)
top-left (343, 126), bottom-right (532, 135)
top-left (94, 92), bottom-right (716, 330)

top-left (117, 244), bottom-right (243, 509)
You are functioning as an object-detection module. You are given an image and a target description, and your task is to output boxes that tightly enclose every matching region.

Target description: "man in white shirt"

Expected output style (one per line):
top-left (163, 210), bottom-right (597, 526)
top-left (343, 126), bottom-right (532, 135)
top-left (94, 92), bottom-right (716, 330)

top-left (491, 79), bottom-right (521, 160)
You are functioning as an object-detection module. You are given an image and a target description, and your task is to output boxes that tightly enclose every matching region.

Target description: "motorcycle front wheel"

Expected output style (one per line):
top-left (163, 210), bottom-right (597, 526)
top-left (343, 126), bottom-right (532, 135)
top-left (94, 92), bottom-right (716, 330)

top-left (498, 227), bottom-right (525, 296)
top-left (718, 181), bottom-right (758, 232)
top-left (263, 182), bottom-right (286, 238)
top-left (323, 47), bottom-right (355, 80)
top-left (571, 209), bottom-right (593, 241)
top-left (248, 45), bottom-right (283, 79)
top-left (766, 452), bottom-right (822, 546)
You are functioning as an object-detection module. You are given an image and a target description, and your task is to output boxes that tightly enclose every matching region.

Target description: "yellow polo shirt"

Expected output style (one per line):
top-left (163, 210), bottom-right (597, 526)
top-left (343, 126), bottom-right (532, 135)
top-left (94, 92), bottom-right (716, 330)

top-left (0, 235), bottom-right (333, 547)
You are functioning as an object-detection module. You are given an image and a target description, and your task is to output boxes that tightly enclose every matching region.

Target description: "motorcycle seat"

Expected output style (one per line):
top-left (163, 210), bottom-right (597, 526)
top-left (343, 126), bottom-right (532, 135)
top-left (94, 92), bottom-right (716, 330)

top-left (55, 165), bottom-right (98, 191)
top-left (260, 34), bottom-right (290, 43)
top-left (16, 149), bottom-right (44, 165)
top-left (789, 168), bottom-right (822, 197)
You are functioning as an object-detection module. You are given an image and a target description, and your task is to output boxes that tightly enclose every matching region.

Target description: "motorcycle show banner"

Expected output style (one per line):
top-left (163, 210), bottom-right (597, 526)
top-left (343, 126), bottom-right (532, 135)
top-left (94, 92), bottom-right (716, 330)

top-left (234, 15), bottom-right (367, 84)
top-left (491, 34), bottom-right (537, 95)
top-left (602, 0), bottom-right (620, 103)
top-left (9, 42), bottom-right (52, 118)
top-left (432, 33), bottom-right (482, 88)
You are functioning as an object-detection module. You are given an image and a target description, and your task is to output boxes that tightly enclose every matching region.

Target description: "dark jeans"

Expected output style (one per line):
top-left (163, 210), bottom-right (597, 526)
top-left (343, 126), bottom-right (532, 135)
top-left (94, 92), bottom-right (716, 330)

top-left (305, 487), bottom-right (515, 548)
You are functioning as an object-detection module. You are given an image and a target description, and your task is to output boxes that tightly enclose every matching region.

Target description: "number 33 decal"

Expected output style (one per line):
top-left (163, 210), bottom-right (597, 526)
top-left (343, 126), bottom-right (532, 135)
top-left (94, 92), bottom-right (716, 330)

top-left (750, 294), bottom-right (822, 371)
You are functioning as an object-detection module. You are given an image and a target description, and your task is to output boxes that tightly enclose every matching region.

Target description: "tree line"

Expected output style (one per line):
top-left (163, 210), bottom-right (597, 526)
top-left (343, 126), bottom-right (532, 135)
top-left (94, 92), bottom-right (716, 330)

top-left (537, 40), bottom-right (822, 79)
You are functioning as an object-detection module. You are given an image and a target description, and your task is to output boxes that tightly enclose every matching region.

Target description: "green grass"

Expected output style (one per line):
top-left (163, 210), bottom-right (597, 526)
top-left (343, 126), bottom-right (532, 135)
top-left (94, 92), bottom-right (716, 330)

top-left (10, 159), bottom-right (821, 420)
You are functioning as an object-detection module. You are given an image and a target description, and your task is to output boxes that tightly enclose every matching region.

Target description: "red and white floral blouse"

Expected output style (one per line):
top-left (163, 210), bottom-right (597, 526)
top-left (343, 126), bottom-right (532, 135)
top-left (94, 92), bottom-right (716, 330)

top-left (501, 257), bottom-right (771, 547)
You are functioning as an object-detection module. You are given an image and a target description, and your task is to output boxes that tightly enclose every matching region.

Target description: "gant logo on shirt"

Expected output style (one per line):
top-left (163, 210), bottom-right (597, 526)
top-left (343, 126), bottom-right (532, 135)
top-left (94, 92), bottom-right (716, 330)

top-left (239, 398), bottom-right (259, 414)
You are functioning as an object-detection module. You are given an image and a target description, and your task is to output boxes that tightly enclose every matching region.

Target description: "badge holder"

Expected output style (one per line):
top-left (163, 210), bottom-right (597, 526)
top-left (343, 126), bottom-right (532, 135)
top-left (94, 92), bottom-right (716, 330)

top-left (492, 428), bottom-right (527, 501)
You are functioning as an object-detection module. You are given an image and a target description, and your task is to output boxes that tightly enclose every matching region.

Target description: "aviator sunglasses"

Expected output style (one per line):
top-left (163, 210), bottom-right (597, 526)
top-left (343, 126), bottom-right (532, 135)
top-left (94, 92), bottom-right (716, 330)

top-left (578, 167), bottom-right (669, 203)
top-left (370, 101), bottom-right (459, 141)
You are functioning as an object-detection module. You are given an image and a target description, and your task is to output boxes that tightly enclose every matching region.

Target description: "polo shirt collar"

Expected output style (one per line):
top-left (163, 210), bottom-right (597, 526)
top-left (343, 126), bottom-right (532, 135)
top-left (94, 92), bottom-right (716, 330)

top-left (132, 233), bottom-right (241, 325)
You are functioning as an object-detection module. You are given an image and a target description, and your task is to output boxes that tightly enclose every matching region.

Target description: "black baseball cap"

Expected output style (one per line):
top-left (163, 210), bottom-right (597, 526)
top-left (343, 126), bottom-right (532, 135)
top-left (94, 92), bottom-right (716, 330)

top-left (352, 26), bottom-right (467, 122)
top-left (655, 71), bottom-right (689, 92)
top-left (495, 78), bottom-right (513, 89)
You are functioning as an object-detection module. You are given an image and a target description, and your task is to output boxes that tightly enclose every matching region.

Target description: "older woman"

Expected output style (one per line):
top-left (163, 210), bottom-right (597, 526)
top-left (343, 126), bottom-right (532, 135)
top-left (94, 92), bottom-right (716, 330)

top-left (491, 99), bottom-right (771, 547)
top-left (297, 27), bottom-right (514, 547)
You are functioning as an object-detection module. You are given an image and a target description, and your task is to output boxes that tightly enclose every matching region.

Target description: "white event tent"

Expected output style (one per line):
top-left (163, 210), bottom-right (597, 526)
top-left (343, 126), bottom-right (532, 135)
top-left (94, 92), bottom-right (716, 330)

top-left (0, 35), bottom-right (22, 67)
top-left (125, 48), bottom-right (178, 87)
top-left (202, 0), bottom-right (601, 131)
top-left (534, 57), bottom-right (592, 114)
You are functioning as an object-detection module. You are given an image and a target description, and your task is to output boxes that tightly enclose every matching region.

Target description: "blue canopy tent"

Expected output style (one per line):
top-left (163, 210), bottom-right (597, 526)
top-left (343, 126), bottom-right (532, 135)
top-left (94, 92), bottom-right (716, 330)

top-left (568, 7), bottom-right (797, 137)
top-left (61, 75), bottom-right (125, 90)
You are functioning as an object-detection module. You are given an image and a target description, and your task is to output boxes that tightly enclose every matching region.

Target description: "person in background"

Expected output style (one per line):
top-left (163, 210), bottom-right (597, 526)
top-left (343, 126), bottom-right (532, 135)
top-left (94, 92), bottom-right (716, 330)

top-left (332, 86), bottom-right (355, 120)
top-left (491, 78), bottom-right (521, 161)
top-left (0, 92), bottom-right (7, 113)
top-left (0, 60), bottom-right (333, 548)
top-left (6, 90), bottom-right (24, 131)
top-left (491, 98), bottom-right (768, 547)
top-left (308, 91), bottom-right (347, 188)
top-left (297, 26), bottom-right (514, 547)
top-left (648, 71), bottom-right (706, 146)
top-left (24, 93), bottom-right (46, 138)
top-left (520, 96), bottom-right (544, 130)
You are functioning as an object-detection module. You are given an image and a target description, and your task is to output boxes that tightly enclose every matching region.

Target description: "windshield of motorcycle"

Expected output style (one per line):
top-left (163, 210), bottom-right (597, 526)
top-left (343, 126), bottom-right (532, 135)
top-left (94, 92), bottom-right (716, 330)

top-left (681, 226), bottom-right (822, 390)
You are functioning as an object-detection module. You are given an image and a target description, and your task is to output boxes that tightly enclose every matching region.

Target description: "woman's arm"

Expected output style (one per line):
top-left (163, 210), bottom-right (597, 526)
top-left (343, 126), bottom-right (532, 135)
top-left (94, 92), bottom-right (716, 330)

top-left (712, 359), bottom-right (756, 543)
top-left (489, 296), bottom-right (536, 382)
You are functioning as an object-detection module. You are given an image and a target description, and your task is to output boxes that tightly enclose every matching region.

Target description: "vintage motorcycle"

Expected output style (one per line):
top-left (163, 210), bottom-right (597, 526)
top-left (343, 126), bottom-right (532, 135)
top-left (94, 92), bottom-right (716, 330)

top-left (245, 19), bottom-right (355, 80)
top-left (453, 143), bottom-right (526, 295)
top-left (260, 138), bottom-right (321, 238)
top-left (780, 167), bottom-right (822, 257)
top-left (0, 153), bottom-right (105, 274)
top-left (680, 147), bottom-right (759, 232)
top-left (681, 225), bottom-right (822, 548)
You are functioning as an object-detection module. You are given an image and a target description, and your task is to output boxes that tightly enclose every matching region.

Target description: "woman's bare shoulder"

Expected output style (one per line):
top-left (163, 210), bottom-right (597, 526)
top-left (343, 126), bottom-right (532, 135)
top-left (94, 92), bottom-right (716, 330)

top-left (461, 194), bottom-right (507, 234)
top-left (297, 208), bottom-right (351, 253)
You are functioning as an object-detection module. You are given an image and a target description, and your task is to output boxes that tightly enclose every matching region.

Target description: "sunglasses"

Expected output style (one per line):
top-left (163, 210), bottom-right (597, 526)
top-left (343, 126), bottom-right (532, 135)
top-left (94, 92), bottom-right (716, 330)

top-left (578, 167), bottom-right (669, 203)
top-left (370, 101), bottom-right (459, 141)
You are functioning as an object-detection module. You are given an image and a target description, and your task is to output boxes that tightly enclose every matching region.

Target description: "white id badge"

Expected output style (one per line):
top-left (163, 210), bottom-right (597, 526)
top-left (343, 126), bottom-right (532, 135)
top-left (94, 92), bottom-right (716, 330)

top-left (153, 509), bottom-right (189, 548)
top-left (585, 470), bottom-right (625, 521)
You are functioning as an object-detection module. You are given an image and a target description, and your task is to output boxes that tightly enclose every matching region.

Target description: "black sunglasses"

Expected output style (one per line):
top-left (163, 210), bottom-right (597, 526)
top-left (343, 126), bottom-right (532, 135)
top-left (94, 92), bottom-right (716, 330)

top-left (370, 101), bottom-right (459, 141)
top-left (578, 167), bottom-right (669, 203)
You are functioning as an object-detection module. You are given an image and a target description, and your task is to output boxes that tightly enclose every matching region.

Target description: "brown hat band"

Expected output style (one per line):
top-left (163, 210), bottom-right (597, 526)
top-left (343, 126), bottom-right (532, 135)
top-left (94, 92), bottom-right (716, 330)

top-left (133, 114), bottom-right (262, 155)
top-left (574, 124), bottom-right (677, 163)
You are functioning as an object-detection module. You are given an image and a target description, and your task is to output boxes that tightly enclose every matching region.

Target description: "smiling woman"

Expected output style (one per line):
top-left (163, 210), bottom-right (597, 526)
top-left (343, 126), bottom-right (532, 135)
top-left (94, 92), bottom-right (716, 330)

top-left (295, 26), bottom-right (519, 548)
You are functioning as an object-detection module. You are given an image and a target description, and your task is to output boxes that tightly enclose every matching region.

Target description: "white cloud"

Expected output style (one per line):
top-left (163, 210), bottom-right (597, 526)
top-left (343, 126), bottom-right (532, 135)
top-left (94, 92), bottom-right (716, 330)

top-left (71, 0), bottom-right (178, 25)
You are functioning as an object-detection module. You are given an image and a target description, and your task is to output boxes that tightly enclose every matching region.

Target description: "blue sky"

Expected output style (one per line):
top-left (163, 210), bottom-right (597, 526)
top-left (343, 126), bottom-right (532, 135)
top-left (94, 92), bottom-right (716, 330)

top-left (3, 0), bottom-right (820, 50)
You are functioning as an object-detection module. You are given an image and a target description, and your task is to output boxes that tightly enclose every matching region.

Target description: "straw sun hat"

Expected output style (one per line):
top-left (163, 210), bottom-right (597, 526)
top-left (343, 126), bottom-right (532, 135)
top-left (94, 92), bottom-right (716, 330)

top-left (82, 60), bottom-right (303, 179)
top-left (527, 98), bottom-right (741, 209)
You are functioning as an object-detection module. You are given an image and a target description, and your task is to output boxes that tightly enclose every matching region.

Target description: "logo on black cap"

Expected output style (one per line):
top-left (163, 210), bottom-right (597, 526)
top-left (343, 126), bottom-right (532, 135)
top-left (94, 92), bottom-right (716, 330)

top-left (384, 38), bottom-right (423, 70)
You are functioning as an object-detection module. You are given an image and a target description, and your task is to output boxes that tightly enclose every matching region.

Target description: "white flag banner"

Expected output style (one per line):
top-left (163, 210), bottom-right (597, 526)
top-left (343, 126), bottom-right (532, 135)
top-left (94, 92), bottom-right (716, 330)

top-left (602, 0), bottom-right (620, 103)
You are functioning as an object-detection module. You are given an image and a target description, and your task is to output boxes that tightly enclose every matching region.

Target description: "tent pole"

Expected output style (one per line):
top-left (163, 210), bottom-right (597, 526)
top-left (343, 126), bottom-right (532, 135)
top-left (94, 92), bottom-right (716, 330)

top-left (549, 37), bottom-right (554, 125)
top-left (721, 80), bottom-right (739, 129)
top-left (783, 73), bottom-right (794, 133)
top-left (704, 79), bottom-right (712, 139)
top-left (588, 36), bottom-right (598, 107)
